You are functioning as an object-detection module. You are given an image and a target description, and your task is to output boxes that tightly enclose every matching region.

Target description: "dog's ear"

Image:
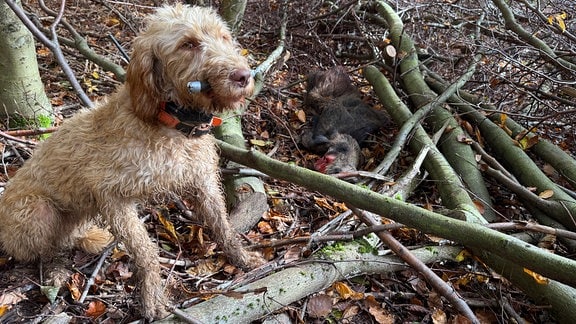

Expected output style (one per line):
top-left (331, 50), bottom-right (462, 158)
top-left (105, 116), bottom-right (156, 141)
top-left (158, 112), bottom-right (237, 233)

top-left (126, 37), bottom-right (162, 123)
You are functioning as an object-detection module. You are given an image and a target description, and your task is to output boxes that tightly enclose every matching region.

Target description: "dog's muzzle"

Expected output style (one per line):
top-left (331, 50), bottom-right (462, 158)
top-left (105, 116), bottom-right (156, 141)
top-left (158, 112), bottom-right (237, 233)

top-left (187, 69), bottom-right (258, 93)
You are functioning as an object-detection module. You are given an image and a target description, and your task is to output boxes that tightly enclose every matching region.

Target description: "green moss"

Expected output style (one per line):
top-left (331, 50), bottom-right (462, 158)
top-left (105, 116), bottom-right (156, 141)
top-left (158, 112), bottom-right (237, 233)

top-left (356, 238), bottom-right (378, 254)
top-left (425, 246), bottom-right (439, 255)
top-left (36, 114), bottom-right (52, 128)
top-left (319, 241), bottom-right (346, 255)
top-left (7, 113), bottom-right (54, 140)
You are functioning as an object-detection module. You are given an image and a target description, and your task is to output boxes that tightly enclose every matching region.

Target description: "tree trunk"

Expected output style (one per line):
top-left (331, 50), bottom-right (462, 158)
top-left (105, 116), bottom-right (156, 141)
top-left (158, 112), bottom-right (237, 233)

top-left (0, 0), bottom-right (52, 127)
top-left (220, 0), bottom-right (247, 33)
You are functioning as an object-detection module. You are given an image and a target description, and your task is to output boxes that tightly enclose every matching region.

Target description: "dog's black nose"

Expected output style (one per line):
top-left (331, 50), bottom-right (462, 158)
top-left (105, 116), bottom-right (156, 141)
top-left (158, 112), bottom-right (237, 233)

top-left (230, 69), bottom-right (251, 88)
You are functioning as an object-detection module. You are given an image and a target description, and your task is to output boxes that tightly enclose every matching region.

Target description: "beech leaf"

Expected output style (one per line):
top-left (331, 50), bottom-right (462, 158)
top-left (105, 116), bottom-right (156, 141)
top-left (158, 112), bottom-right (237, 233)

top-left (539, 189), bottom-right (554, 199)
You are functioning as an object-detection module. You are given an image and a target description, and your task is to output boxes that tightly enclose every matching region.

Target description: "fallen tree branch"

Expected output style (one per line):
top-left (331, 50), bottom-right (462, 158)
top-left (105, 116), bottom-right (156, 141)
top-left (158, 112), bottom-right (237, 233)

top-left (157, 245), bottom-right (464, 323)
top-left (216, 139), bottom-right (576, 286)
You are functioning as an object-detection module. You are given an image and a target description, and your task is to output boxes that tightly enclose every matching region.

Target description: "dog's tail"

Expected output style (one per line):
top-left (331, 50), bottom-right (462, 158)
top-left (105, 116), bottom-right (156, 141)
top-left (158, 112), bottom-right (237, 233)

top-left (76, 226), bottom-right (114, 254)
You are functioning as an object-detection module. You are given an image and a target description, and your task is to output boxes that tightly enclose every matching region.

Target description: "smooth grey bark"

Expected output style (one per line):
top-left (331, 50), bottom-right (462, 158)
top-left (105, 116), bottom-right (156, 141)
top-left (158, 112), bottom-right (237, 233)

top-left (157, 245), bottom-right (463, 323)
top-left (0, 0), bottom-right (52, 124)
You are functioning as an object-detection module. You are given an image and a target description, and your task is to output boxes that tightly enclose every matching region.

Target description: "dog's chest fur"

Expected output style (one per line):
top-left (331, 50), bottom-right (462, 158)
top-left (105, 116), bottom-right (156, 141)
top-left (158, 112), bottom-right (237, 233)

top-left (14, 101), bottom-right (219, 208)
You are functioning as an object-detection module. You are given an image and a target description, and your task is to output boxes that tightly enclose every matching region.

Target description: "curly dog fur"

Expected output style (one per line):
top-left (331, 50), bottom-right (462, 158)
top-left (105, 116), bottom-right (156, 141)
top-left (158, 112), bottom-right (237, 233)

top-left (0, 4), bottom-right (263, 320)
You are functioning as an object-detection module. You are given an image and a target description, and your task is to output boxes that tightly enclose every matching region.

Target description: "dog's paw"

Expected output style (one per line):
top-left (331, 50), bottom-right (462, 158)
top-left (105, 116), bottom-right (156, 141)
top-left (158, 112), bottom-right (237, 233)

top-left (142, 304), bottom-right (170, 321)
top-left (141, 292), bottom-right (170, 320)
top-left (44, 265), bottom-right (73, 288)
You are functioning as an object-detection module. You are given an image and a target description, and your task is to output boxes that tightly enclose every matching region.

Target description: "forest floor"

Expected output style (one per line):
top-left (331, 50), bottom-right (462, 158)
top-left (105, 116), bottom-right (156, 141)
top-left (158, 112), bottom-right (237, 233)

top-left (1, 0), bottom-right (574, 323)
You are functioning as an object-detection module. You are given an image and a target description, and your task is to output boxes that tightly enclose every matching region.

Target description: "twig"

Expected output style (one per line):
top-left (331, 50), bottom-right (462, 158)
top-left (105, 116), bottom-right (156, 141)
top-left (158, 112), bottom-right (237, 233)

top-left (471, 141), bottom-right (517, 181)
top-left (78, 243), bottom-right (115, 303)
top-left (351, 207), bottom-right (480, 324)
top-left (487, 221), bottom-right (576, 241)
top-left (3, 127), bottom-right (58, 137)
top-left (332, 170), bottom-right (393, 182)
top-left (501, 295), bottom-right (527, 324)
top-left (220, 167), bottom-right (269, 178)
top-left (382, 145), bottom-right (430, 197)
top-left (0, 130), bottom-right (38, 146)
top-left (247, 223), bottom-right (405, 249)
top-left (481, 162), bottom-right (558, 212)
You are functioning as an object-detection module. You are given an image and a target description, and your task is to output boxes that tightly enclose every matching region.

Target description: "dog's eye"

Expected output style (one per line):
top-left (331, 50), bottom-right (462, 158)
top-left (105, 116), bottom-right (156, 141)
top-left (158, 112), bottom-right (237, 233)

top-left (181, 39), bottom-right (200, 50)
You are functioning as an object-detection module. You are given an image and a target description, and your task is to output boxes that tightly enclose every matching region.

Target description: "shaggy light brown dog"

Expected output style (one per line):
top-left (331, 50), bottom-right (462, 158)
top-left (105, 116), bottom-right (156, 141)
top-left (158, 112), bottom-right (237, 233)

top-left (0, 4), bottom-right (263, 320)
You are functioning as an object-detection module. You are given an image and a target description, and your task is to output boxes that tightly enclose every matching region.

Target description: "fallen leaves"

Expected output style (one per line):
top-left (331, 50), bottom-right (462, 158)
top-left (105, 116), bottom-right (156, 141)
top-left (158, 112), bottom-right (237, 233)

top-left (547, 12), bottom-right (567, 32)
top-left (333, 282), bottom-right (363, 300)
top-left (307, 293), bottom-right (332, 319)
top-left (523, 268), bottom-right (549, 285)
top-left (0, 291), bottom-right (27, 317)
top-left (67, 273), bottom-right (86, 301)
top-left (85, 300), bottom-right (107, 319)
top-left (538, 189), bottom-right (554, 199)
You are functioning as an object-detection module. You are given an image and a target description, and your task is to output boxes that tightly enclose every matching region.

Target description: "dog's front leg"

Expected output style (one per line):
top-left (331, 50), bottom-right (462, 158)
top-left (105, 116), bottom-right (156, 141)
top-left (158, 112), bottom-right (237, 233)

top-left (102, 203), bottom-right (169, 320)
top-left (190, 176), bottom-right (265, 270)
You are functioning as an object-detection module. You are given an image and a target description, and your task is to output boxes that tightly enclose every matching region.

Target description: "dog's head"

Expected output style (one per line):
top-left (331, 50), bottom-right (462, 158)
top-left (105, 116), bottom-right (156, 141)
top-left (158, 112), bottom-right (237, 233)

top-left (126, 4), bottom-right (254, 123)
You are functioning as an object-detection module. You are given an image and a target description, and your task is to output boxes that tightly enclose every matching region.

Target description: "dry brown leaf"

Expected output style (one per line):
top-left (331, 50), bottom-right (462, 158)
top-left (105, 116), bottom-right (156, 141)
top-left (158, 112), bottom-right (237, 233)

top-left (539, 189), bottom-right (554, 199)
top-left (106, 261), bottom-right (133, 281)
top-left (157, 210), bottom-right (181, 243)
top-left (0, 291), bottom-right (27, 312)
top-left (85, 300), bottom-right (107, 319)
top-left (431, 308), bottom-right (447, 324)
top-left (257, 221), bottom-right (274, 234)
top-left (314, 196), bottom-right (334, 211)
top-left (333, 201), bottom-right (348, 212)
top-left (295, 109), bottom-right (306, 123)
top-left (37, 47), bottom-right (51, 57)
top-left (186, 256), bottom-right (226, 276)
top-left (333, 282), bottom-right (363, 300)
top-left (104, 17), bottom-right (120, 27)
top-left (67, 273), bottom-right (85, 301)
top-left (473, 200), bottom-right (485, 214)
top-left (258, 246), bottom-right (274, 261)
top-left (538, 234), bottom-right (556, 251)
top-left (523, 268), bottom-right (549, 285)
top-left (517, 133), bottom-right (539, 150)
top-left (111, 248), bottom-right (128, 260)
top-left (365, 295), bottom-right (394, 324)
top-left (283, 245), bottom-right (301, 263)
top-left (307, 294), bottom-right (333, 318)
top-left (451, 314), bottom-right (473, 324)
top-left (342, 304), bottom-right (360, 321)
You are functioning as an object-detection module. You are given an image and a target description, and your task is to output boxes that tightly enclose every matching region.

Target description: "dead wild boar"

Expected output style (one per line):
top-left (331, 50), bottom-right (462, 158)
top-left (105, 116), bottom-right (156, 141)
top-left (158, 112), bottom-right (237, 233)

top-left (301, 67), bottom-right (389, 175)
